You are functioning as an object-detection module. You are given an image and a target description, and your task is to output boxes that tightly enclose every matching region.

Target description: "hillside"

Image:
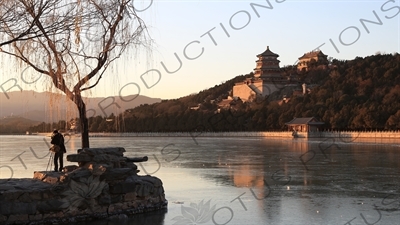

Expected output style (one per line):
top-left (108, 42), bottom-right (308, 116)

top-left (0, 116), bottom-right (41, 134)
top-left (117, 53), bottom-right (400, 132)
top-left (0, 91), bottom-right (161, 122)
top-left (26, 53), bottom-right (400, 133)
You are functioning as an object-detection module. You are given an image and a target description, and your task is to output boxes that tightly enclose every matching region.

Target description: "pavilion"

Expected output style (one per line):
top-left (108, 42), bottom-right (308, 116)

top-left (285, 117), bottom-right (325, 132)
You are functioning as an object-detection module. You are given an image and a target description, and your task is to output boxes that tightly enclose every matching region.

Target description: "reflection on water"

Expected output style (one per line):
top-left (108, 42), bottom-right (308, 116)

top-left (1, 135), bottom-right (400, 224)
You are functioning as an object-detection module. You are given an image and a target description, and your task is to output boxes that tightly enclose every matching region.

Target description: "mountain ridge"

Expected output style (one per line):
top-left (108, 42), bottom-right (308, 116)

top-left (0, 90), bottom-right (161, 122)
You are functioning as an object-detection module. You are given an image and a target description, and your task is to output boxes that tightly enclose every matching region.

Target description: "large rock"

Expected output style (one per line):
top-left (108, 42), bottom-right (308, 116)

top-left (92, 154), bottom-right (123, 166)
top-left (1, 147), bottom-right (167, 225)
top-left (2, 178), bottom-right (52, 192)
top-left (102, 168), bottom-right (135, 181)
top-left (63, 165), bottom-right (79, 173)
top-left (67, 154), bottom-right (92, 162)
top-left (140, 175), bottom-right (163, 187)
top-left (37, 199), bottom-right (68, 213)
top-left (0, 201), bottom-right (37, 215)
top-left (78, 147), bottom-right (126, 157)
top-left (7, 214), bottom-right (29, 224)
top-left (109, 182), bottom-right (137, 194)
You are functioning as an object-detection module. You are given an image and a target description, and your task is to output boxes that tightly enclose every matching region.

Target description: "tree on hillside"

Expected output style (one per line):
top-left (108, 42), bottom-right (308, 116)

top-left (0, 0), bottom-right (149, 147)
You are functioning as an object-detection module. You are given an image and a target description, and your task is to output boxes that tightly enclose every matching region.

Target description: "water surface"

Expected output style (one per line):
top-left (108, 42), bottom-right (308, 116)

top-left (1, 135), bottom-right (399, 225)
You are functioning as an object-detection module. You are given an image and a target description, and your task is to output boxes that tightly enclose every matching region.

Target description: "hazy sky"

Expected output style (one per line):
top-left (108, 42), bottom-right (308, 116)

top-left (1, 0), bottom-right (399, 101)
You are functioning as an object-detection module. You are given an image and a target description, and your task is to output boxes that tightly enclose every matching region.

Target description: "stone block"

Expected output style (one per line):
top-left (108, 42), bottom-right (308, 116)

top-left (43, 192), bottom-right (49, 199)
top-left (0, 214), bottom-right (7, 223)
top-left (0, 185), bottom-right (15, 192)
top-left (55, 211), bottom-right (65, 218)
top-left (42, 212), bottom-right (56, 220)
top-left (37, 199), bottom-right (68, 213)
top-left (98, 194), bottom-right (111, 205)
top-left (110, 195), bottom-right (122, 204)
top-left (100, 147), bottom-right (126, 156)
top-left (50, 184), bottom-right (67, 195)
top-left (160, 195), bottom-right (166, 202)
top-left (125, 175), bottom-right (139, 183)
top-left (129, 201), bottom-right (138, 209)
top-left (113, 202), bottom-right (124, 211)
top-left (102, 168), bottom-right (134, 181)
top-left (4, 191), bottom-right (21, 201)
top-left (66, 168), bottom-right (92, 180)
top-left (29, 191), bottom-right (43, 201)
top-left (18, 192), bottom-right (32, 203)
top-left (150, 196), bottom-right (161, 204)
top-left (109, 182), bottom-right (136, 194)
top-left (88, 203), bottom-right (106, 214)
top-left (29, 214), bottom-right (43, 221)
top-left (63, 165), bottom-right (78, 173)
top-left (0, 203), bottom-right (10, 216)
top-left (121, 202), bottom-right (130, 210)
top-left (33, 171), bottom-right (47, 181)
top-left (0, 201), bottom-right (37, 215)
top-left (140, 175), bottom-right (163, 187)
top-left (80, 147), bottom-right (126, 157)
top-left (43, 175), bottom-right (59, 185)
top-left (124, 192), bottom-right (137, 202)
top-left (135, 183), bottom-right (152, 197)
top-left (59, 174), bottom-right (69, 183)
top-left (158, 186), bottom-right (165, 195)
top-left (122, 162), bottom-right (138, 170)
top-left (92, 154), bottom-right (122, 164)
top-left (67, 154), bottom-right (92, 162)
top-left (7, 214), bottom-right (28, 223)
top-left (108, 204), bottom-right (116, 214)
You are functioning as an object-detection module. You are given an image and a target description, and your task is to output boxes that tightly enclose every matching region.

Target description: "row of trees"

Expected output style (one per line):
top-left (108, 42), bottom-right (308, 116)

top-left (27, 53), bottom-right (400, 133)
top-left (119, 53), bottom-right (400, 131)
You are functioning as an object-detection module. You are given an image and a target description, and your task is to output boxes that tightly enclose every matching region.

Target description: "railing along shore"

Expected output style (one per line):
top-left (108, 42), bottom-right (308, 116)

top-left (43, 131), bottom-right (400, 139)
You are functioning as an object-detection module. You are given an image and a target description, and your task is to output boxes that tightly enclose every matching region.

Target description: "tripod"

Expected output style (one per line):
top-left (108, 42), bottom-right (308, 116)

top-left (46, 152), bottom-right (54, 172)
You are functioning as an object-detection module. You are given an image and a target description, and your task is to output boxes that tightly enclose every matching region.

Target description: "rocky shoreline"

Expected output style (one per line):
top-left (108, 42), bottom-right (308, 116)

top-left (0, 147), bottom-right (167, 225)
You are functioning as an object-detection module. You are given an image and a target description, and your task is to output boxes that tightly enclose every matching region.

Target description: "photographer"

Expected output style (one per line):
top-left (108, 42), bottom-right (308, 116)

top-left (50, 130), bottom-right (67, 172)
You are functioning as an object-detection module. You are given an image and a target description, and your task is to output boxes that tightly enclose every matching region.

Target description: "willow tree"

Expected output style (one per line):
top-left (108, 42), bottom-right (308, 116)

top-left (0, 0), bottom-right (149, 148)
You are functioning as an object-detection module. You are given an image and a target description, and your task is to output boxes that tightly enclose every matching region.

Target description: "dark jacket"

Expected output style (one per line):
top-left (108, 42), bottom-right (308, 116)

top-left (51, 133), bottom-right (66, 153)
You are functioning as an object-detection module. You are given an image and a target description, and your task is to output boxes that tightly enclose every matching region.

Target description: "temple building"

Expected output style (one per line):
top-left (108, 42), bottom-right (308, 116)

top-left (254, 46), bottom-right (283, 81)
top-left (297, 50), bottom-right (328, 71)
top-left (233, 46), bottom-right (287, 101)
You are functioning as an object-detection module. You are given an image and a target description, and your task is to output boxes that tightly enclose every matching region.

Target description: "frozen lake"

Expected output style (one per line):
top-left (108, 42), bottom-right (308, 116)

top-left (1, 135), bottom-right (399, 225)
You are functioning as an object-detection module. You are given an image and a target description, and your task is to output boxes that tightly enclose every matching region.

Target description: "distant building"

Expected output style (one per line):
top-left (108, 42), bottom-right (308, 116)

top-left (297, 50), bottom-right (328, 71)
top-left (232, 46), bottom-right (326, 102)
top-left (285, 117), bottom-right (325, 132)
top-left (233, 46), bottom-right (287, 101)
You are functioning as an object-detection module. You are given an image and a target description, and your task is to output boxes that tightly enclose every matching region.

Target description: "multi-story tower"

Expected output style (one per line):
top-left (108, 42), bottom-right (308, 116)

top-left (254, 46), bottom-right (282, 81)
top-left (233, 46), bottom-right (286, 101)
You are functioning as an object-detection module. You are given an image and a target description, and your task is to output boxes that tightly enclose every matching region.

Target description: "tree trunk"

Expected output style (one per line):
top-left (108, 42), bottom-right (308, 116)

top-left (75, 93), bottom-right (90, 148)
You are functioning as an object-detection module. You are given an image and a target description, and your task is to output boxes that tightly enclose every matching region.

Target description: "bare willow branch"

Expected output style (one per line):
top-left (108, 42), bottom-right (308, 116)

top-left (0, 0), bottom-right (150, 148)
